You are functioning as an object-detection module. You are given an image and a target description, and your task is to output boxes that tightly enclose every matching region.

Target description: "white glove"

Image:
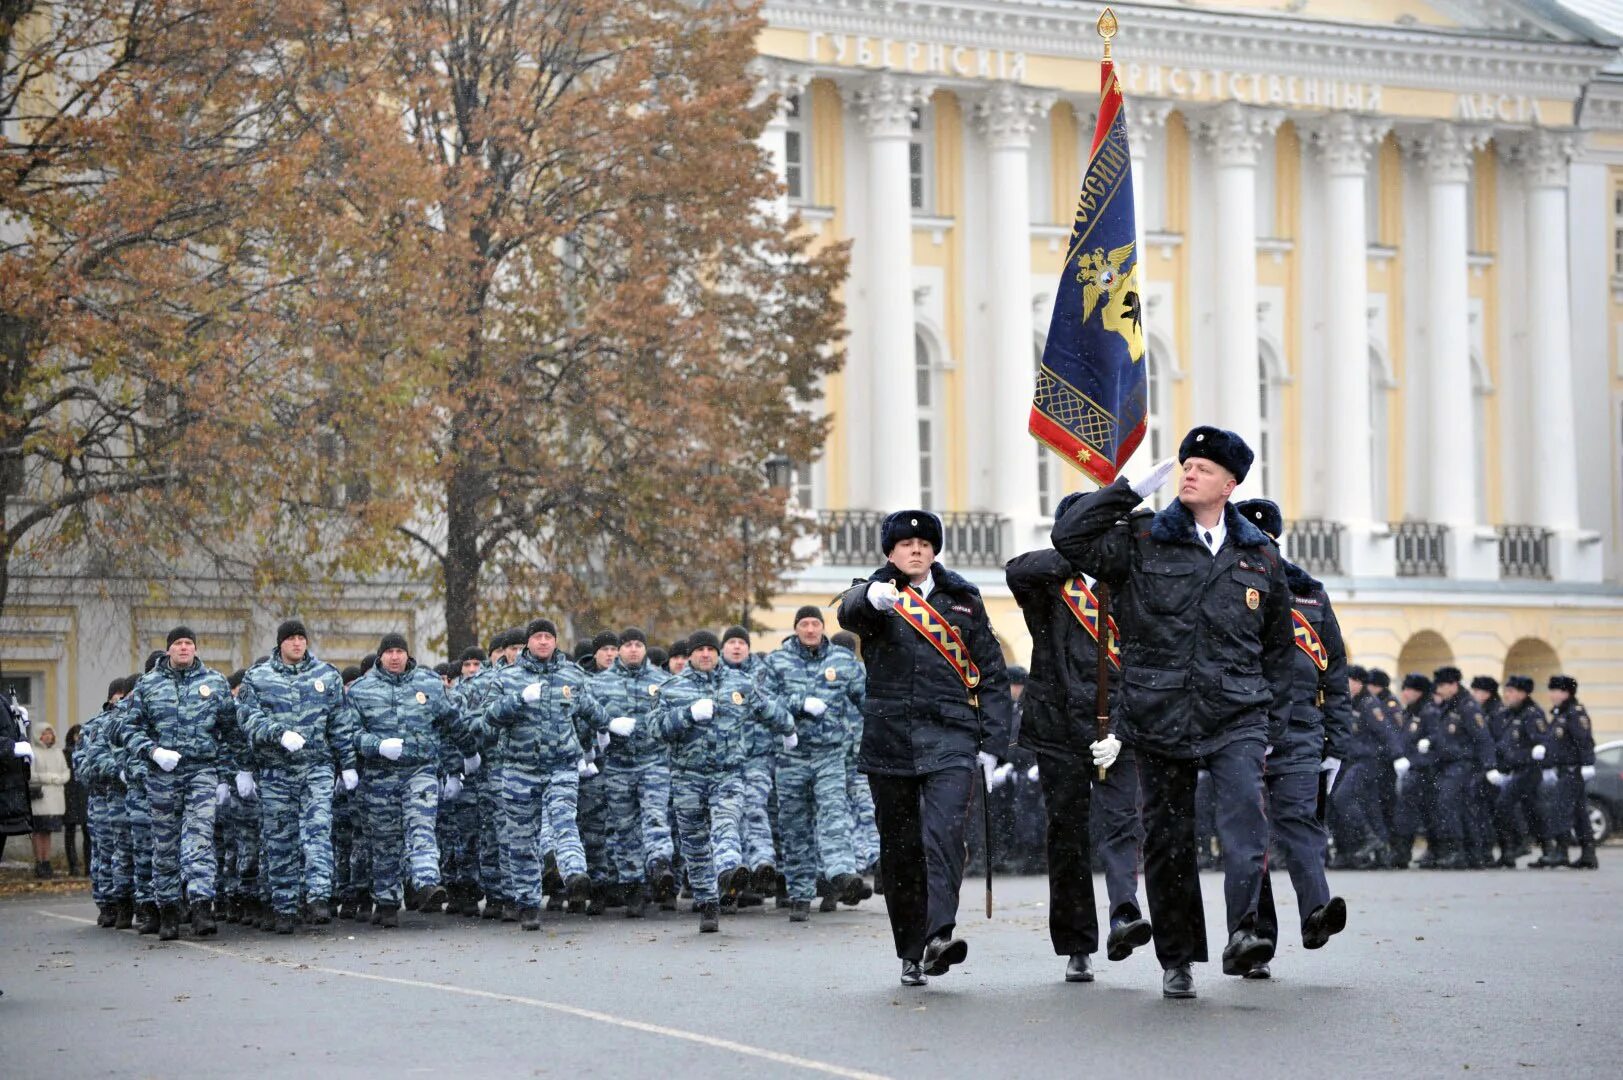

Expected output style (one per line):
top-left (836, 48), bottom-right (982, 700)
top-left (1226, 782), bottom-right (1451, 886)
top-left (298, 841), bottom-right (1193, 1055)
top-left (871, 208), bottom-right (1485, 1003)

top-left (443, 776), bottom-right (462, 800)
top-left (579, 758), bottom-right (599, 778)
top-left (341, 768), bottom-right (359, 792)
top-left (1264, 744), bottom-right (1274, 757)
top-left (216, 783), bottom-right (230, 805)
top-left (1486, 769), bottom-right (1506, 787)
top-left (279, 730), bottom-right (306, 753)
top-left (1582, 765), bottom-right (1596, 782)
top-left (378, 737), bottom-right (404, 761)
top-left (595, 731), bottom-right (611, 751)
top-left (1393, 756), bottom-right (1411, 776)
top-left (977, 751), bottom-right (998, 792)
top-left (1128, 455), bottom-right (1177, 499)
top-left (463, 753), bottom-right (481, 775)
top-left (867, 581), bottom-right (901, 611)
top-left (235, 771), bottom-right (257, 799)
top-left (1320, 755), bottom-right (1341, 794)
top-left (151, 747), bottom-right (181, 772)
top-left (522, 683), bottom-right (544, 705)
top-left (11, 742), bottom-right (32, 760)
top-left (1541, 768), bottom-right (1557, 786)
top-left (690, 699), bottom-right (714, 721)
top-left (1026, 764), bottom-right (1040, 782)
top-left (782, 732), bottom-right (799, 752)
top-left (1091, 734), bottom-right (1122, 771)
top-left (1531, 744), bottom-right (1547, 762)
top-left (1417, 738), bottom-right (1431, 755)
top-left (608, 716), bottom-right (637, 737)
top-left (988, 763), bottom-right (1014, 790)
top-left (802, 696), bottom-right (827, 717)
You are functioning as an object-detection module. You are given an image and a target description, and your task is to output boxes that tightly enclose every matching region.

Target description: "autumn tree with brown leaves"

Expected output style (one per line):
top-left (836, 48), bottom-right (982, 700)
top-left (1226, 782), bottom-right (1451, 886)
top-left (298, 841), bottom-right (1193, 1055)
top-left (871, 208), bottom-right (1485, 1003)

top-left (297, 0), bottom-right (848, 652)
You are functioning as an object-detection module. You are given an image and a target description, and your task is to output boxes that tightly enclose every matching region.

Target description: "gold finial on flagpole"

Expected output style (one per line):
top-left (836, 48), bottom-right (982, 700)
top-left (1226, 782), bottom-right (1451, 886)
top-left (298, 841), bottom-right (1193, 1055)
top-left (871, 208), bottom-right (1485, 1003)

top-left (1097, 7), bottom-right (1118, 61)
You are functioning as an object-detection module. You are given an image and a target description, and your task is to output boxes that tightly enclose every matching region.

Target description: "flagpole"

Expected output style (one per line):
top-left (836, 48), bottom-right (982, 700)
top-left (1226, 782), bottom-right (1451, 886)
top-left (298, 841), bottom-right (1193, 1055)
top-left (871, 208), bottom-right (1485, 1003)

top-left (1093, 6), bottom-right (1118, 784)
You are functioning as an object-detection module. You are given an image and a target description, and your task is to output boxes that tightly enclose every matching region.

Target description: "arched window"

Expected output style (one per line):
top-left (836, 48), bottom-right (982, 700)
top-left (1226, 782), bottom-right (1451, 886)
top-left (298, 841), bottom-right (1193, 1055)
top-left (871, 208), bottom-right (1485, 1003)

top-left (916, 331), bottom-right (941, 509)
top-left (1369, 348), bottom-right (1389, 521)
top-left (1258, 346), bottom-right (1284, 498)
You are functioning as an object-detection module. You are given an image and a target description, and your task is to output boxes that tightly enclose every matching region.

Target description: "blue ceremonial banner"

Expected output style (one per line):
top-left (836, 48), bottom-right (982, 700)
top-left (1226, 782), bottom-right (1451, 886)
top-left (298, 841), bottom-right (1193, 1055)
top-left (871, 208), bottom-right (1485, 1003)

top-left (1030, 55), bottom-right (1147, 486)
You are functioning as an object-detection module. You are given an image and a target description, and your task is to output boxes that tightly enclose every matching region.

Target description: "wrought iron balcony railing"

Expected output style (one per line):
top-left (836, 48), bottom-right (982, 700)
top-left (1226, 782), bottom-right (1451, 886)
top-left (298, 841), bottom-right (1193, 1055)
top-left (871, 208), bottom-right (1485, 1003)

top-left (1391, 521), bottom-right (1449, 578)
top-left (1283, 519), bottom-right (1344, 578)
top-left (816, 510), bottom-right (1006, 568)
top-left (1497, 525), bottom-right (1552, 581)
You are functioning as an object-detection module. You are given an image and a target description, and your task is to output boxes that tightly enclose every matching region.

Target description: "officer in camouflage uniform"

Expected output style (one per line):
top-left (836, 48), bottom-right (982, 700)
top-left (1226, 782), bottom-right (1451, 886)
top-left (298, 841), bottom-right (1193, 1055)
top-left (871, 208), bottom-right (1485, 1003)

top-left (436, 646), bottom-right (489, 916)
top-left (1539, 674), bottom-right (1598, 869)
top-left (720, 626), bottom-right (781, 898)
top-left (77, 677), bottom-right (135, 928)
top-left (457, 630), bottom-right (520, 919)
top-left (348, 632), bottom-right (470, 927)
top-left (655, 629), bottom-right (794, 932)
top-left (830, 630), bottom-right (880, 879)
top-left (111, 654), bottom-right (163, 934)
top-left (237, 620), bottom-right (359, 933)
top-left (761, 606), bottom-right (868, 922)
top-left (333, 663), bottom-right (370, 921)
top-left (121, 627), bottom-right (238, 940)
top-left (592, 627), bottom-right (675, 918)
top-left (216, 669), bottom-right (262, 927)
top-left (481, 617), bottom-right (605, 929)
top-left (576, 631), bottom-right (621, 914)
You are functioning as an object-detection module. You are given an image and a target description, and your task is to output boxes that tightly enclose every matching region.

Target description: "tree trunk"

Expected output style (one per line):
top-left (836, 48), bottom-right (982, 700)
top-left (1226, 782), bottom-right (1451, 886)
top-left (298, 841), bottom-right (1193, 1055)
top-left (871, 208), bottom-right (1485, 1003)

top-left (441, 462), bottom-right (483, 658)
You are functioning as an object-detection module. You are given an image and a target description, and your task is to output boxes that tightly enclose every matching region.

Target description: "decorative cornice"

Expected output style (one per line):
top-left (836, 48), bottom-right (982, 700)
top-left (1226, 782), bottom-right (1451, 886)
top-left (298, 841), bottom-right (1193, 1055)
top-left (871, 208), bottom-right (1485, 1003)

top-left (1307, 113), bottom-right (1393, 177)
top-left (843, 72), bottom-right (934, 139)
top-left (1500, 127), bottom-right (1577, 188)
top-left (1197, 102), bottom-right (1284, 168)
top-left (1399, 122), bottom-right (1492, 184)
top-left (761, 1), bottom-right (1618, 101)
top-left (1123, 98), bottom-right (1174, 158)
top-left (749, 58), bottom-right (811, 121)
top-left (971, 82), bottom-right (1053, 149)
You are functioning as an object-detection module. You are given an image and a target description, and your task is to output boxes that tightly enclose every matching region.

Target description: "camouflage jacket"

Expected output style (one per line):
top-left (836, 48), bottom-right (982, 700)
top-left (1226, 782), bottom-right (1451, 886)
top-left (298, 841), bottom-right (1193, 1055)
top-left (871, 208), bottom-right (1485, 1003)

top-left (483, 649), bottom-right (603, 771)
top-left (121, 658), bottom-right (237, 768)
top-left (591, 658), bottom-right (670, 767)
top-left (653, 662), bottom-right (792, 772)
top-left (347, 661), bottom-right (468, 770)
top-left (760, 636), bottom-right (866, 752)
top-left (238, 651), bottom-right (358, 772)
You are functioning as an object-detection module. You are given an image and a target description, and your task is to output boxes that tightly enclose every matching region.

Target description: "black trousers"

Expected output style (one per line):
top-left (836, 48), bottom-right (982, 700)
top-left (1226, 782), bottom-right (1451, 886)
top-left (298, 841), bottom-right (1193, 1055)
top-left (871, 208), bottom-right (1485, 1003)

top-left (1256, 769), bottom-right (1332, 944)
top-left (1139, 739), bottom-right (1267, 969)
top-left (1033, 747), bottom-right (1145, 957)
top-left (868, 767), bottom-right (973, 961)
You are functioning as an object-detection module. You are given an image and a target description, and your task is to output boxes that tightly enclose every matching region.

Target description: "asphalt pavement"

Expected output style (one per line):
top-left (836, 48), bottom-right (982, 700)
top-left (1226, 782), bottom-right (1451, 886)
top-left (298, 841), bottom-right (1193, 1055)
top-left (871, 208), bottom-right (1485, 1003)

top-left (2, 865), bottom-right (1619, 1079)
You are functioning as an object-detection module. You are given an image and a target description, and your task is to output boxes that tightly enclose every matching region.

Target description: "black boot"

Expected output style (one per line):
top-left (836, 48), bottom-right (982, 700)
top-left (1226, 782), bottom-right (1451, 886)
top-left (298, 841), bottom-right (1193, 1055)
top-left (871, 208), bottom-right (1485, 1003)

top-left (1065, 954), bottom-right (1094, 983)
top-left (96, 903), bottom-right (116, 928)
top-left (649, 857), bottom-right (676, 902)
top-left (788, 900), bottom-right (811, 923)
top-left (1106, 905), bottom-right (1154, 962)
top-left (136, 902), bottom-right (160, 935)
top-left (308, 899), bottom-right (331, 924)
top-left (115, 898), bottom-right (135, 930)
top-left (1387, 837), bottom-right (1412, 869)
top-left (519, 906), bottom-right (541, 931)
top-left (1301, 897), bottom-right (1347, 950)
top-left (192, 900), bottom-right (218, 937)
top-left (416, 883), bottom-right (447, 913)
top-left (480, 896), bottom-right (504, 920)
top-left (354, 895), bottom-right (373, 923)
top-left (1531, 839), bottom-right (1565, 868)
top-left (1570, 842), bottom-right (1599, 869)
top-left (377, 904), bottom-right (400, 928)
top-left (274, 912), bottom-right (297, 935)
top-left (586, 883), bottom-right (607, 917)
top-left (698, 901), bottom-right (720, 933)
top-left (158, 903), bottom-right (181, 941)
top-left (623, 883), bottom-right (647, 919)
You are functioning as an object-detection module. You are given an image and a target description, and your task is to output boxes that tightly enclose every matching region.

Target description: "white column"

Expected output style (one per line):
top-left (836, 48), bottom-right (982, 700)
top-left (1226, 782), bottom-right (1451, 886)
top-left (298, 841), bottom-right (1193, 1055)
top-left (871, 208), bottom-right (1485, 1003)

top-left (973, 83), bottom-right (1052, 552)
top-left (1116, 99), bottom-right (1172, 481)
top-left (752, 62), bottom-right (804, 222)
top-left (1406, 123), bottom-right (1496, 579)
top-left (1310, 113), bottom-right (1393, 576)
top-left (1198, 103), bottom-right (1282, 481)
top-left (848, 74), bottom-right (931, 511)
top-left (1511, 129), bottom-right (1601, 582)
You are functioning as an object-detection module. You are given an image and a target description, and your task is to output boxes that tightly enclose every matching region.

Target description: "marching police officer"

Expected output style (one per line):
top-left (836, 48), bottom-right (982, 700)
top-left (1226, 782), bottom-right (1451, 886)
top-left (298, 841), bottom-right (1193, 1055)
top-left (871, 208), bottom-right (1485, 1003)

top-left (1493, 675), bottom-right (1549, 868)
top-left (1052, 427), bottom-right (1293, 1000)
top-left (1389, 673), bottom-right (1434, 869)
top-left (1540, 675), bottom-right (1597, 869)
top-left (838, 510), bottom-right (1011, 987)
top-left (1005, 512), bottom-right (1149, 986)
top-left (1418, 666), bottom-right (1490, 870)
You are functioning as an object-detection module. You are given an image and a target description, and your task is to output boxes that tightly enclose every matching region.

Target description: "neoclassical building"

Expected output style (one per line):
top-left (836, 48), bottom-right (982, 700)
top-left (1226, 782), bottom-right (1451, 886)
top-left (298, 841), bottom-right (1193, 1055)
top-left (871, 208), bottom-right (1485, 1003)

top-left (753, 0), bottom-right (1623, 737)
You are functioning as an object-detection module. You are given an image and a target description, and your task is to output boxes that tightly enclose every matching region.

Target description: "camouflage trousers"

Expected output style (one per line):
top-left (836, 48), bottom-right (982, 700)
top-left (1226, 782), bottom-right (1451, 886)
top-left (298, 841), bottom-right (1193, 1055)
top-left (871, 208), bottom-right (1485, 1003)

top-left (729, 756), bottom-right (778, 872)
top-left (437, 784), bottom-right (480, 889)
top-left (603, 759), bottom-right (674, 884)
top-left (846, 754), bottom-right (880, 869)
top-left (471, 766), bottom-right (510, 903)
top-left (502, 763), bottom-right (585, 907)
top-left (126, 779), bottom-right (154, 904)
top-left (671, 768), bottom-right (744, 905)
top-left (259, 765), bottom-right (335, 915)
top-left (776, 747), bottom-right (858, 901)
top-left (146, 766), bottom-right (219, 905)
top-left (332, 785), bottom-right (369, 902)
top-left (578, 769), bottom-right (612, 885)
top-left (217, 792), bottom-right (260, 901)
top-left (363, 763), bottom-right (440, 906)
top-left (88, 789), bottom-right (132, 903)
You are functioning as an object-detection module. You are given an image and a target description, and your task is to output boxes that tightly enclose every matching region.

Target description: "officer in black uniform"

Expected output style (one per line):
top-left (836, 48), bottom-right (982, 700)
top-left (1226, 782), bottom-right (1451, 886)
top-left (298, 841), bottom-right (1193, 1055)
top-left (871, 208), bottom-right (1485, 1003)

top-left (1235, 499), bottom-right (1351, 978)
top-left (1420, 667), bottom-right (1490, 869)
top-left (1492, 675), bottom-right (1546, 868)
top-left (1539, 675), bottom-right (1597, 869)
top-left (1006, 514), bottom-right (1150, 986)
top-left (1331, 666), bottom-right (1405, 868)
top-left (1052, 426), bottom-right (1293, 1000)
top-left (1366, 668), bottom-right (1402, 853)
top-left (837, 510), bottom-right (1011, 987)
top-left (1469, 676), bottom-right (1509, 865)
top-left (1389, 673), bottom-right (1433, 869)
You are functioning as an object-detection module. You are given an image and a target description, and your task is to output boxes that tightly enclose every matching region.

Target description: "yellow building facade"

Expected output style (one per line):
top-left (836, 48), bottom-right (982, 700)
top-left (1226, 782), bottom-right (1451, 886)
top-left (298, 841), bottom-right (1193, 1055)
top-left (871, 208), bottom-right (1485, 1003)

top-left (750, 1), bottom-right (1623, 740)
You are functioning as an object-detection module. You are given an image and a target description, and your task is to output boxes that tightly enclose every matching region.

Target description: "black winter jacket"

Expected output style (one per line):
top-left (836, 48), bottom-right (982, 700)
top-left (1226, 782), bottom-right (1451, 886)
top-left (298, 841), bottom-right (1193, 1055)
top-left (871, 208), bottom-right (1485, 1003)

top-left (1051, 480), bottom-right (1293, 759)
top-left (1005, 547), bottom-right (1121, 760)
top-left (1268, 560), bottom-right (1354, 775)
top-left (837, 562), bottom-right (1011, 777)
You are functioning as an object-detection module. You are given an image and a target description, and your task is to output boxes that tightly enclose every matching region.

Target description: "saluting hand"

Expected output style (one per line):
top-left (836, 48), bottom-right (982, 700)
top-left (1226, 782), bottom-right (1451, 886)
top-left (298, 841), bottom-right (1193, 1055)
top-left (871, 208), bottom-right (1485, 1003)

top-left (1128, 456), bottom-right (1178, 499)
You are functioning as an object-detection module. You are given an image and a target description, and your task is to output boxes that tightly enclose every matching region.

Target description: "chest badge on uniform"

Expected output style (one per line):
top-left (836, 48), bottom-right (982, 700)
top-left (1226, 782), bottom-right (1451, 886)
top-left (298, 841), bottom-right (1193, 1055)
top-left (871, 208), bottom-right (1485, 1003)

top-left (314, 679), bottom-right (325, 694)
top-left (824, 667), bottom-right (838, 682)
top-left (732, 691), bottom-right (745, 705)
top-left (198, 685), bottom-right (212, 698)
top-left (561, 685), bottom-right (572, 700)
top-left (1245, 588), bottom-right (1260, 611)
top-left (415, 691), bottom-right (428, 705)
top-left (648, 684), bottom-right (660, 697)
top-left (1447, 723), bottom-right (1457, 735)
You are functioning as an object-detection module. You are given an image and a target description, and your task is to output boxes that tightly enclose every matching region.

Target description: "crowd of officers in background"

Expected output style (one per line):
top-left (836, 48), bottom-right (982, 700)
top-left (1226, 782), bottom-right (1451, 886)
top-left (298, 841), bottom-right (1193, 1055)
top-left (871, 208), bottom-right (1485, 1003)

top-left (66, 614), bottom-right (883, 940)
